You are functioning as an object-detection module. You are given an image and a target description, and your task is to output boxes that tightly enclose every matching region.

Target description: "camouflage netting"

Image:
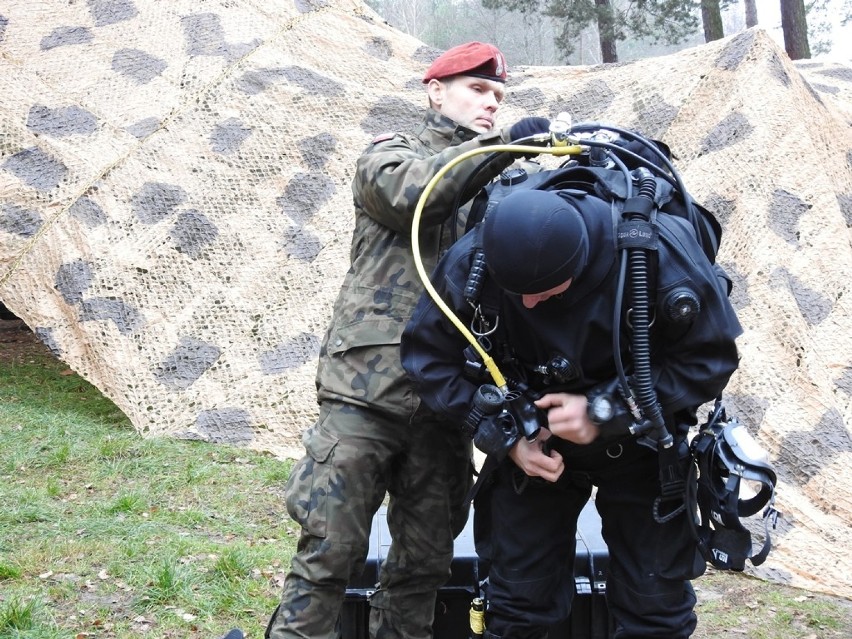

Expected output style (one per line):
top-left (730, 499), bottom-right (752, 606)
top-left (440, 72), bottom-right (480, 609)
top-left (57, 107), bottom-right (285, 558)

top-left (1, 0), bottom-right (850, 599)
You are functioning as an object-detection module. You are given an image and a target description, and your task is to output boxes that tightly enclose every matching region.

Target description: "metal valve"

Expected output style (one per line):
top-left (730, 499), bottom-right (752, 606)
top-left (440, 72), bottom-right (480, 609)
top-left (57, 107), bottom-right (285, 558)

top-left (549, 111), bottom-right (572, 146)
top-left (664, 288), bottom-right (701, 322)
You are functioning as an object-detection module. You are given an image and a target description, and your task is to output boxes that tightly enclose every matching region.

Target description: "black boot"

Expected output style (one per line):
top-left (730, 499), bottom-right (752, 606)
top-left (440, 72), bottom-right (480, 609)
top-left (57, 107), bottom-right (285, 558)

top-left (220, 630), bottom-right (244, 639)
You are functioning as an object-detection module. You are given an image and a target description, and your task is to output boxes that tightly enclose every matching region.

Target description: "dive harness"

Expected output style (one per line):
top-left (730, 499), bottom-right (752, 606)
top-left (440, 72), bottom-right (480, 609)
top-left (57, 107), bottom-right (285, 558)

top-left (410, 115), bottom-right (779, 569)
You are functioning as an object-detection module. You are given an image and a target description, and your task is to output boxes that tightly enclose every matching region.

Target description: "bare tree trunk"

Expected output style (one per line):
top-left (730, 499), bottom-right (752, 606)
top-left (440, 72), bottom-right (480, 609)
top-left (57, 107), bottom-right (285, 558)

top-left (780, 0), bottom-right (811, 59)
top-left (745, 0), bottom-right (758, 27)
top-left (595, 0), bottom-right (618, 63)
top-left (701, 0), bottom-right (725, 42)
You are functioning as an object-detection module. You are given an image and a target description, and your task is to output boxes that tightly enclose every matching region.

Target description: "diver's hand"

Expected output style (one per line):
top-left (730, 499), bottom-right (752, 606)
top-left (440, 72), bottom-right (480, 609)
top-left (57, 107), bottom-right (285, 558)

top-left (508, 429), bottom-right (564, 482)
top-left (535, 393), bottom-right (600, 445)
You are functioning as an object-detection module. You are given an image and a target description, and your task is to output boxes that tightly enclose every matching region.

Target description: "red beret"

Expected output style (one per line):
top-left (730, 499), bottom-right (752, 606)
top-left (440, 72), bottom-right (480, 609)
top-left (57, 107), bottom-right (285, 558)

top-left (422, 42), bottom-right (507, 84)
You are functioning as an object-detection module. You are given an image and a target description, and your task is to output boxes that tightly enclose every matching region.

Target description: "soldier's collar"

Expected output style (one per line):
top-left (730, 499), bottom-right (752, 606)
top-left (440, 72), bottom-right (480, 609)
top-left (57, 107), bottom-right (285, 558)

top-left (418, 109), bottom-right (479, 150)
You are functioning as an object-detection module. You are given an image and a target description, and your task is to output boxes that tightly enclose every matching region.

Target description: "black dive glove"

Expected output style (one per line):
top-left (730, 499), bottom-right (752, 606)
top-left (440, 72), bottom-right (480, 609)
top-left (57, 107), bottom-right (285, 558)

top-left (508, 117), bottom-right (551, 143)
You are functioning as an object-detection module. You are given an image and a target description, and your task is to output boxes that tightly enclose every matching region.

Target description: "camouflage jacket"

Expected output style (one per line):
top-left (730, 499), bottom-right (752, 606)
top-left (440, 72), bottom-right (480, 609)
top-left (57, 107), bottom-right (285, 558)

top-left (315, 109), bottom-right (516, 417)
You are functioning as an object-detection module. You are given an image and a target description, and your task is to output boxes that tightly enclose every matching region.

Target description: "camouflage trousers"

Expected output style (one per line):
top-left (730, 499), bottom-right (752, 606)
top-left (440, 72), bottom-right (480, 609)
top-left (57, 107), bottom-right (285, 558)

top-left (265, 400), bottom-right (473, 639)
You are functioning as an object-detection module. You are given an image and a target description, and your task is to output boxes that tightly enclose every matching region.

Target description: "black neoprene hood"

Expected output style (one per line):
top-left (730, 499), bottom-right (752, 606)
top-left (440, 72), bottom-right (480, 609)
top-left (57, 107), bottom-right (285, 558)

top-left (482, 190), bottom-right (589, 295)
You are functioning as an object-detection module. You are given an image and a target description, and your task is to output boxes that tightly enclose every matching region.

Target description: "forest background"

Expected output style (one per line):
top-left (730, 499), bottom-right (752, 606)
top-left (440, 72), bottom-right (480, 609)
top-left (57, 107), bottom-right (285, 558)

top-left (364, 0), bottom-right (852, 66)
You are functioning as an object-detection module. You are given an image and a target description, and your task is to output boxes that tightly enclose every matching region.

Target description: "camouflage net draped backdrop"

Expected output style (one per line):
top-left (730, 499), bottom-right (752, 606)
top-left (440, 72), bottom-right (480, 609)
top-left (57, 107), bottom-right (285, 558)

top-left (1, 0), bottom-right (850, 599)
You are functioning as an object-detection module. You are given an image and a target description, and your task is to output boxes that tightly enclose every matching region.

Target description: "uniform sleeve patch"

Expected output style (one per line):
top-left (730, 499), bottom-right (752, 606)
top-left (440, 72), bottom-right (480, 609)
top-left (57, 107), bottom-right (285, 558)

top-left (371, 132), bottom-right (396, 144)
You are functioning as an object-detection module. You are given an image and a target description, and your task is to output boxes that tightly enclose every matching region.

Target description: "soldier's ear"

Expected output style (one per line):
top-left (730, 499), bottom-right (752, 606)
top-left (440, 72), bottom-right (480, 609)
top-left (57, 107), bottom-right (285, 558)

top-left (427, 79), bottom-right (447, 110)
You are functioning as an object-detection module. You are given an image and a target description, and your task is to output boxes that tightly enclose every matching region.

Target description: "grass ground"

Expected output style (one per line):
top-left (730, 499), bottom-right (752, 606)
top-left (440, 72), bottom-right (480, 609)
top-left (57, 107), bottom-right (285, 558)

top-left (0, 320), bottom-right (295, 638)
top-left (1, 319), bottom-right (850, 638)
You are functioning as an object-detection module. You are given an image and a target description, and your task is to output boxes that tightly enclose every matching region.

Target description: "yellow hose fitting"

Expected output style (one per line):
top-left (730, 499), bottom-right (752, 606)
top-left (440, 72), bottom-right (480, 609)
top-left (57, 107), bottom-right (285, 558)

top-left (469, 597), bottom-right (485, 638)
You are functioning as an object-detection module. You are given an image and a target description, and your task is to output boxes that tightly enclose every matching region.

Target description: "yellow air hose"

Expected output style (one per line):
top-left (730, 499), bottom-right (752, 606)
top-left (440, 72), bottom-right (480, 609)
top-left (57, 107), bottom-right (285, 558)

top-left (410, 142), bottom-right (583, 393)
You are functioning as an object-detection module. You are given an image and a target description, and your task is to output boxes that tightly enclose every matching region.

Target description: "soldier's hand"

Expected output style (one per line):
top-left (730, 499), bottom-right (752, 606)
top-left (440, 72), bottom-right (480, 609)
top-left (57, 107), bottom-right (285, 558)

top-left (535, 393), bottom-right (600, 445)
top-left (509, 429), bottom-right (564, 482)
top-left (508, 117), bottom-right (551, 143)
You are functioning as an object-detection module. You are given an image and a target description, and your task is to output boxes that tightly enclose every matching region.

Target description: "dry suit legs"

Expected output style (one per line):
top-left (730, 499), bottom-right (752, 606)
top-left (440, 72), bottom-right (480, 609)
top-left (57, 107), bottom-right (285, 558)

top-left (482, 630), bottom-right (547, 639)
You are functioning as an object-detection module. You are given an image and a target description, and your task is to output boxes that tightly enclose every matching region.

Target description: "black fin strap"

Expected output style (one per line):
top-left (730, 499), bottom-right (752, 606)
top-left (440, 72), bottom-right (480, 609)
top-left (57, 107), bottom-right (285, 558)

top-left (750, 493), bottom-right (779, 567)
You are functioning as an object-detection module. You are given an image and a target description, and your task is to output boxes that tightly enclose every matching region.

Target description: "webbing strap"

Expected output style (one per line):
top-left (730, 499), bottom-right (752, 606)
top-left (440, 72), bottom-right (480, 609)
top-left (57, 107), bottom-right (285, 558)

top-left (653, 441), bottom-right (686, 523)
top-left (616, 220), bottom-right (658, 250)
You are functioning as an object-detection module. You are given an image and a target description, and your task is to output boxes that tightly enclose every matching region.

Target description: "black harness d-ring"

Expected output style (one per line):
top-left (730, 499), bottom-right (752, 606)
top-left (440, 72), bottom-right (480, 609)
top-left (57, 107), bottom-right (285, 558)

top-left (606, 443), bottom-right (623, 459)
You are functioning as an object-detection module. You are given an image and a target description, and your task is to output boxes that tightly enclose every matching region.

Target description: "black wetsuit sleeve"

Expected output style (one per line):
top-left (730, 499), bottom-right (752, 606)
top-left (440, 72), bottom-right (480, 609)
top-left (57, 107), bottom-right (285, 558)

top-left (652, 217), bottom-right (743, 414)
top-left (401, 234), bottom-right (483, 423)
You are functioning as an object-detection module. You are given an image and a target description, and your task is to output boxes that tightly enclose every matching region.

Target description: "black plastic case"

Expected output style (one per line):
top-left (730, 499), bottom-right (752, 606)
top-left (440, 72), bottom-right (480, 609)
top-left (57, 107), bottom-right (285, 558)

top-left (340, 501), bottom-right (614, 639)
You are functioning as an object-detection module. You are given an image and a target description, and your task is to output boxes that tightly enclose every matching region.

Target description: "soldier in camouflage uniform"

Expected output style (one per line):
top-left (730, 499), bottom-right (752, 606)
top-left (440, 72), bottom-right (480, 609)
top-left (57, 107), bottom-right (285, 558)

top-left (264, 42), bottom-right (553, 639)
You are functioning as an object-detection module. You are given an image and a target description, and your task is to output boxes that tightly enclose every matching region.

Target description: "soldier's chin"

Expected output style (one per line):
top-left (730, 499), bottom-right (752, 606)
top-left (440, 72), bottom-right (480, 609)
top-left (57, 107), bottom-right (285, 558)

top-left (468, 121), bottom-right (492, 134)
